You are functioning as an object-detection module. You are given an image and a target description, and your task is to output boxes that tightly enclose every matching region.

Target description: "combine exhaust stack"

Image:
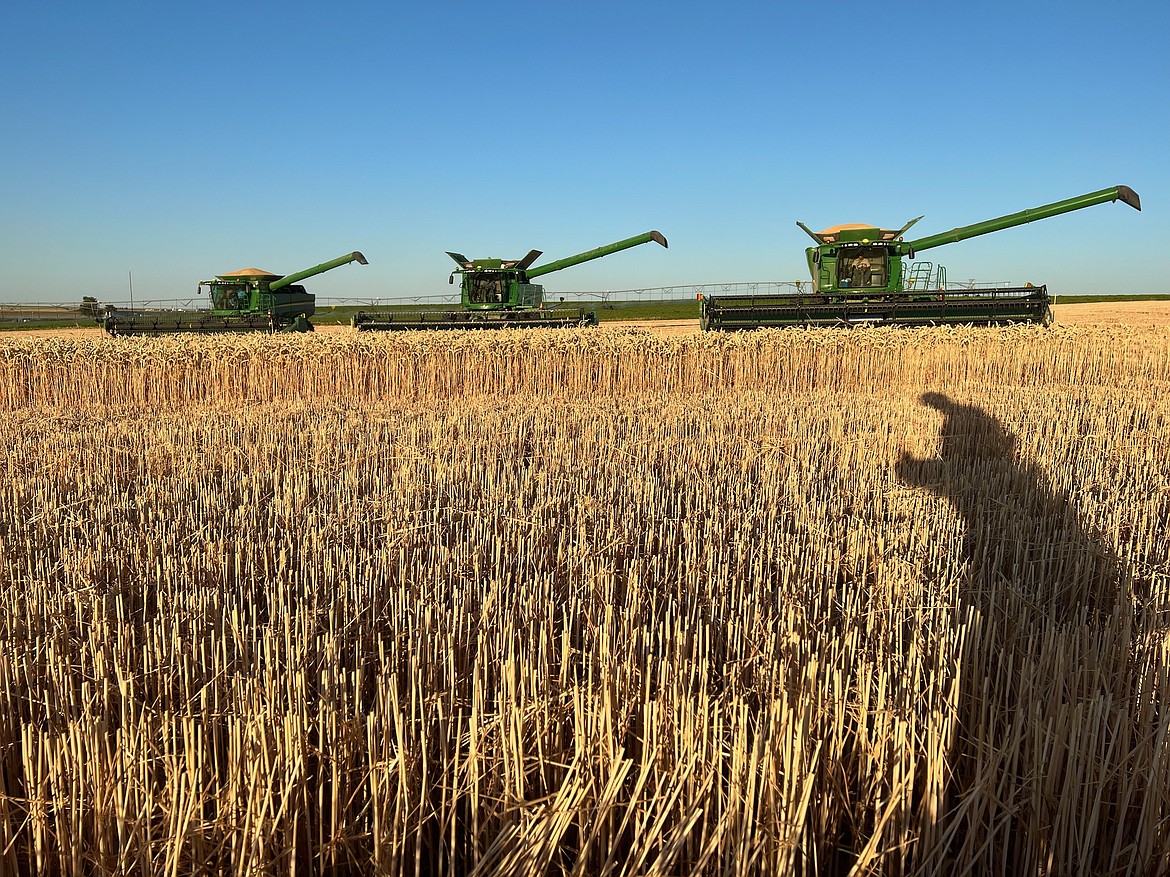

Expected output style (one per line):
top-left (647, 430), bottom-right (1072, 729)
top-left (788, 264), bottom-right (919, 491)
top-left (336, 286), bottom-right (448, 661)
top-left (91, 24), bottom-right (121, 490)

top-left (353, 232), bottom-right (667, 331)
top-left (701, 186), bottom-right (1140, 330)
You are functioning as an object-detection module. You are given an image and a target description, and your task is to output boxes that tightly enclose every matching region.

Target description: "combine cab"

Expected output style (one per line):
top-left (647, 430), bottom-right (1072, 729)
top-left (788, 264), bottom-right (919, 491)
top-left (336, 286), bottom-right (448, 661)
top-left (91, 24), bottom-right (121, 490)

top-left (352, 231), bottom-right (667, 331)
top-left (100, 251), bottom-right (368, 336)
top-left (700, 186), bottom-right (1141, 330)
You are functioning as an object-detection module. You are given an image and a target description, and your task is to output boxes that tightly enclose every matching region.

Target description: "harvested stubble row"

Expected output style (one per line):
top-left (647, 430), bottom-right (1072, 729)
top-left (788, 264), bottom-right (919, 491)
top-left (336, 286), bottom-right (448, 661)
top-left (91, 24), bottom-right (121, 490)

top-left (0, 325), bottom-right (1167, 875)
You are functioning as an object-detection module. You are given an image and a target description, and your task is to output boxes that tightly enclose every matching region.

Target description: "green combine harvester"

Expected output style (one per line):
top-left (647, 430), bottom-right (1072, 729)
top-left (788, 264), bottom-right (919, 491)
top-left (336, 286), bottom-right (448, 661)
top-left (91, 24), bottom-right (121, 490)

top-left (351, 231), bottom-right (667, 331)
top-left (699, 186), bottom-right (1141, 330)
top-left (99, 251), bottom-right (368, 336)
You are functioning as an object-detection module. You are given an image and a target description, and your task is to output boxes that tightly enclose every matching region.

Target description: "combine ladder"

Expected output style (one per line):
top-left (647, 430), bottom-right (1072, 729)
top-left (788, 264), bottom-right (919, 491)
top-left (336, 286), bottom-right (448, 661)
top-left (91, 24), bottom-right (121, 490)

top-left (903, 261), bottom-right (946, 290)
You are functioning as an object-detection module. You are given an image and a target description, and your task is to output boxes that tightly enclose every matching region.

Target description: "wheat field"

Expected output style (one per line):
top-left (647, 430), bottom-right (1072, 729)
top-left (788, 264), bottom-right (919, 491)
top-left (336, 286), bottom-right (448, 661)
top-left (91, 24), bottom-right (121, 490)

top-left (0, 325), bottom-right (1167, 875)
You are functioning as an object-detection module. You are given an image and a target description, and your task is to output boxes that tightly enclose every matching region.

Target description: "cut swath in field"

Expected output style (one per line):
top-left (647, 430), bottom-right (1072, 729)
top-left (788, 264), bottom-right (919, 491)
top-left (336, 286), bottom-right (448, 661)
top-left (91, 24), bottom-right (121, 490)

top-left (0, 325), bottom-right (1166, 874)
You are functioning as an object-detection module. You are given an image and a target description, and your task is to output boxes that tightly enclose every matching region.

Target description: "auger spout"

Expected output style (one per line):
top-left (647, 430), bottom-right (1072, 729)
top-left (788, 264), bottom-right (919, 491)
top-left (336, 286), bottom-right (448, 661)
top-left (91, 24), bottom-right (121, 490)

top-left (526, 231), bottom-right (668, 278)
top-left (269, 251), bottom-right (369, 292)
top-left (907, 186), bottom-right (1140, 253)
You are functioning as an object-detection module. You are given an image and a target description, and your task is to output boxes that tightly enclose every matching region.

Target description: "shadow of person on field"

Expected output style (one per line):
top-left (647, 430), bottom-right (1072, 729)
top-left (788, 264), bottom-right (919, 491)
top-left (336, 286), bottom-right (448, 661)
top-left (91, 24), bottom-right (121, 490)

top-left (895, 392), bottom-right (1139, 872)
top-left (896, 392), bottom-right (1129, 626)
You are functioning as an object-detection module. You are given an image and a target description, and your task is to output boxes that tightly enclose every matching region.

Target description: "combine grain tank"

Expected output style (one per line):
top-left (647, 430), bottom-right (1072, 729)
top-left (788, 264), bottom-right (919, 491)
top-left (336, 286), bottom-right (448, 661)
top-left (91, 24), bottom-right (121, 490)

top-left (100, 251), bottom-right (368, 336)
top-left (700, 186), bottom-right (1140, 330)
top-left (351, 232), bottom-right (667, 331)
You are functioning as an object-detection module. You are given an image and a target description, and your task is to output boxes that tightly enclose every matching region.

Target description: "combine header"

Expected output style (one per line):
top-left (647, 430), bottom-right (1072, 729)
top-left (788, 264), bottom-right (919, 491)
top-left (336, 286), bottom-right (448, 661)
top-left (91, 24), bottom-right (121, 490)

top-left (351, 231), bottom-right (667, 331)
top-left (100, 251), bottom-right (368, 336)
top-left (700, 186), bottom-right (1140, 330)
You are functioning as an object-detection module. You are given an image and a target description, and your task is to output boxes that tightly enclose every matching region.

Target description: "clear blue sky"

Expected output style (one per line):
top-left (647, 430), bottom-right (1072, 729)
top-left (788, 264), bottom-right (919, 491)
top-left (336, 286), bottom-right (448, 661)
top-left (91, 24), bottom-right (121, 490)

top-left (2, 0), bottom-right (1166, 305)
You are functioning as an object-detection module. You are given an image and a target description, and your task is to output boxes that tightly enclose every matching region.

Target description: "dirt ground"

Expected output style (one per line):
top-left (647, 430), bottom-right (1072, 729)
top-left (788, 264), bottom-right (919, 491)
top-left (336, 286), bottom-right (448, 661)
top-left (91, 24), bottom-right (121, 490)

top-left (1051, 299), bottom-right (1170, 327)
top-left (7, 301), bottom-right (1169, 341)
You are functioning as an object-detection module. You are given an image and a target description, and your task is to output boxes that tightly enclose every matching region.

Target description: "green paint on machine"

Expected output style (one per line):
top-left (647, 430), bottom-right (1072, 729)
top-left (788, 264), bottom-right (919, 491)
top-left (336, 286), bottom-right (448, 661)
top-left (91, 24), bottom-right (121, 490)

top-left (701, 186), bottom-right (1141, 330)
top-left (351, 232), bottom-right (668, 331)
top-left (100, 252), bottom-right (368, 336)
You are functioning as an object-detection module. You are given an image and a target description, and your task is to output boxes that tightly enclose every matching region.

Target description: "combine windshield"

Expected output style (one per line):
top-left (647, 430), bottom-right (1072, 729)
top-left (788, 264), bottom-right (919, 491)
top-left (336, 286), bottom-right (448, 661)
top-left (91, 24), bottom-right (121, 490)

top-left (210, 283), bottom-right (251, 311)
top-left (838, 246), bottom-right (888, 290)
top-left (467, 272), bottom-right (508, 304)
